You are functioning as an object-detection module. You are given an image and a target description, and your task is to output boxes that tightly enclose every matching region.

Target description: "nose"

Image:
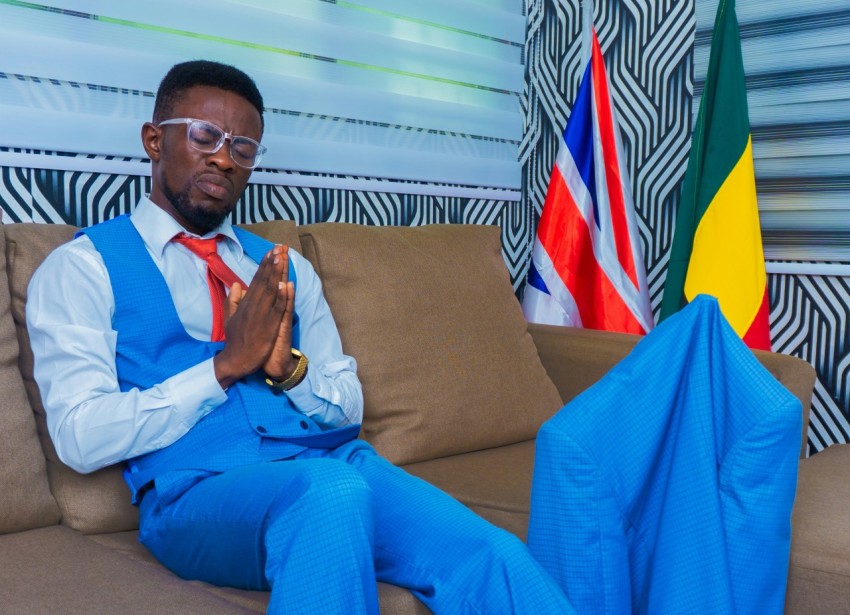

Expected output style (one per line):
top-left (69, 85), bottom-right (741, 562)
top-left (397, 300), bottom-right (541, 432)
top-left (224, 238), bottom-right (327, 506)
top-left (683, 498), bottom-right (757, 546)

top-left (208, 139), bottom-right (235, 171)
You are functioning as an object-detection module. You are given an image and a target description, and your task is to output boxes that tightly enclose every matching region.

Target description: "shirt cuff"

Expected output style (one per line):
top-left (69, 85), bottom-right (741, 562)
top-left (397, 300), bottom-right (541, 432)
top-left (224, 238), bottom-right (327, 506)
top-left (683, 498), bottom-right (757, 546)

top-left (164, 358), bottom-right (229, 425)
top-left (283, 367), bottom-right (323, 415)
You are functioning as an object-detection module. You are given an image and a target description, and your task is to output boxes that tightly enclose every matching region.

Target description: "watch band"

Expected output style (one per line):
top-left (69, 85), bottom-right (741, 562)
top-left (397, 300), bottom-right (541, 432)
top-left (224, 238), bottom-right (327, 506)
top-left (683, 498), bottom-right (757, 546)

top-left (265, 348), bottom-right (309, 392)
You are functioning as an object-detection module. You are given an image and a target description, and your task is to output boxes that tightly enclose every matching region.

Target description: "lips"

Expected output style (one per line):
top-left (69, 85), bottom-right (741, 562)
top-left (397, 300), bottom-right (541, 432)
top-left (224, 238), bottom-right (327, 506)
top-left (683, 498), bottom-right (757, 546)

top-left (195, 173), bottom-right (233, 201)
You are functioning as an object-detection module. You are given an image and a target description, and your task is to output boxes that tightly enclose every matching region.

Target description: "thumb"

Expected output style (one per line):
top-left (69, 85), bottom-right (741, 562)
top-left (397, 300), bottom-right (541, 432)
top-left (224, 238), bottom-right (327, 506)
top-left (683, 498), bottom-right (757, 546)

top-left (224, 282), bottom-right (244, 320)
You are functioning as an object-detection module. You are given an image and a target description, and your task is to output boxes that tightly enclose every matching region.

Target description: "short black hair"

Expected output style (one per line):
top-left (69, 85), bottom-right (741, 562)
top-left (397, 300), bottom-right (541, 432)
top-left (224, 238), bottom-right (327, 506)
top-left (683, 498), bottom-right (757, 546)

top-left (152, 60), bottom-right (264, 126)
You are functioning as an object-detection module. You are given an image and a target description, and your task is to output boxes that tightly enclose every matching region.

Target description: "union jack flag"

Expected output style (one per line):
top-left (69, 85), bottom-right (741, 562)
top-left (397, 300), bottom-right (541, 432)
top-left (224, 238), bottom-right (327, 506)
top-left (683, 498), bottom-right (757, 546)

top-left (522, 29), bottom-right (653, 335)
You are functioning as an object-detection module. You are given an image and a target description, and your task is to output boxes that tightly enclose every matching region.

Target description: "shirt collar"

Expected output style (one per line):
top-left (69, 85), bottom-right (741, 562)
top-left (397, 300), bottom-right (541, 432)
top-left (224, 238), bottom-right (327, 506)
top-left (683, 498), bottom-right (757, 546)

top-left (130, 196), bottom-right (243, 259)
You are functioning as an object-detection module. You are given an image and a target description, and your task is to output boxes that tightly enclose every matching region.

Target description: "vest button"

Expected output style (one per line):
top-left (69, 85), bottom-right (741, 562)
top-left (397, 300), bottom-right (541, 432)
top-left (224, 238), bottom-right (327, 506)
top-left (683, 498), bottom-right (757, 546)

top-left (299, 420), bottom-right (308, 430)
top-left (256, 426), bottom-right (268, 434)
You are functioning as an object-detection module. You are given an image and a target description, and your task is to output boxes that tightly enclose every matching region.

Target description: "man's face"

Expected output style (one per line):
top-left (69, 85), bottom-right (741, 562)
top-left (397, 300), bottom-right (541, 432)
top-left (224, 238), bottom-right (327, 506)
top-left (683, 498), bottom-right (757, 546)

top-left (144, 85), bottom-right (263, 235)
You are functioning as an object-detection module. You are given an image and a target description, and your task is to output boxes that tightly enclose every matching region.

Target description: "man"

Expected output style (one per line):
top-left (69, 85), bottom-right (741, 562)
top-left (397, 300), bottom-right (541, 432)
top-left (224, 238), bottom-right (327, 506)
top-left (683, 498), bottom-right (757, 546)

top-left (26, 60), bottom-right (573, 614)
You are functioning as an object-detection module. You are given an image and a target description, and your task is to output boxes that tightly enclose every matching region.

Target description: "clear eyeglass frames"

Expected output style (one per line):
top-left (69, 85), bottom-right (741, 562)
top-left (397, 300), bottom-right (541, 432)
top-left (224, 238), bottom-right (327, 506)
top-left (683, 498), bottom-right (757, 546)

top-left (157, 118), bottom-right (267, 169)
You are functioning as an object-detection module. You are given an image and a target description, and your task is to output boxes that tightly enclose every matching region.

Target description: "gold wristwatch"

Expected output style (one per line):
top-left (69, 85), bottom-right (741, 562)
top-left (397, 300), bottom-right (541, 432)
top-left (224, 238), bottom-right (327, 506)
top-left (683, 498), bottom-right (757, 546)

top-left (265, 349), bottom-right (309, 392)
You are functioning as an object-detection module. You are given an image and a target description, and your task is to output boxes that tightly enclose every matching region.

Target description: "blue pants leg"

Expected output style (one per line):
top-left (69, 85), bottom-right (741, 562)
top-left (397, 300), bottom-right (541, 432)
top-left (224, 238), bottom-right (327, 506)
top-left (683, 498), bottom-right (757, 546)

top-left (139, 458), bottom-right (380, 614)
top-left (139, 440), bottom-right (574, 614)
top-left (325, 441), bottom-right (575, 614)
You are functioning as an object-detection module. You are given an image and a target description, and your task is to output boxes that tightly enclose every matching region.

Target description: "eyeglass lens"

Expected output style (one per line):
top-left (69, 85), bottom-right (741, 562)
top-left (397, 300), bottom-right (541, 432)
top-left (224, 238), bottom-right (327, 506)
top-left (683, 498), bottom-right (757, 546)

top-left (187, 120), bottom-right (261, 168)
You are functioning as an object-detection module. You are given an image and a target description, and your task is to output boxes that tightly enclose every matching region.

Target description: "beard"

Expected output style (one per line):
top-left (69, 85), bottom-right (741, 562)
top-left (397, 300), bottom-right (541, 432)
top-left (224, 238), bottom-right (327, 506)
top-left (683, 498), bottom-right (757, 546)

top-left (161, 179), bottom-right (232, 234)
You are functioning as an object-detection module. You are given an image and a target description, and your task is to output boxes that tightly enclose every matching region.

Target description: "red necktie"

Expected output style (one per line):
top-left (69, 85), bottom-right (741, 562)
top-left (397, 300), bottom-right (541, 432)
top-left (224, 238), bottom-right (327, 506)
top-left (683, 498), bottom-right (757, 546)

top-left (172, 233), bottom-right (247, 341)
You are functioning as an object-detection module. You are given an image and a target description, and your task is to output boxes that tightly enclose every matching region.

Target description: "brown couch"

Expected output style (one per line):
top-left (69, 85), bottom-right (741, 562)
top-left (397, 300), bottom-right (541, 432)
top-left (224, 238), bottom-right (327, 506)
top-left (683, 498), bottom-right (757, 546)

top-left (0, 219), bottom-right (844, 613)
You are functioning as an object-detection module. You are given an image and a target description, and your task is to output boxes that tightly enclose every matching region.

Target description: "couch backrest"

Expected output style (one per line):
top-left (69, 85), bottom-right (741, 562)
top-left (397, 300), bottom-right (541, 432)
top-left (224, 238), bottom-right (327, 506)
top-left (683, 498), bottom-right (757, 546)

top-left (0, 224), bottom-right (61, 534)
top-left (238, 220), bottom-right (302, 251)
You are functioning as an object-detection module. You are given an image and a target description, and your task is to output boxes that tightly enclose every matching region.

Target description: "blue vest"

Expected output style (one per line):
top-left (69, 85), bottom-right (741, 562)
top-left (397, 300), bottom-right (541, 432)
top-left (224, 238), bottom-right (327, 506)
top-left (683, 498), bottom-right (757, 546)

top-left (80, 216), bottom-right (359, 500)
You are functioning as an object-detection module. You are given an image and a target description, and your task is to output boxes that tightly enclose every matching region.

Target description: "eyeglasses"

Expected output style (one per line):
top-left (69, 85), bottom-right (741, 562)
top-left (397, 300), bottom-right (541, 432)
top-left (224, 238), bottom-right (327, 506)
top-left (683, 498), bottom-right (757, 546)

top-left (157, 118), bottom-right (267, 169)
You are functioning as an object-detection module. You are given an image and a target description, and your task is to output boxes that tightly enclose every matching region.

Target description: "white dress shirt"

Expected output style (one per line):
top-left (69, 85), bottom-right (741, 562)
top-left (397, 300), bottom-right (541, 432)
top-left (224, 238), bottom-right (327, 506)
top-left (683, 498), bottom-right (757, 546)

top-left (26, 197), bottom-right (363, 474)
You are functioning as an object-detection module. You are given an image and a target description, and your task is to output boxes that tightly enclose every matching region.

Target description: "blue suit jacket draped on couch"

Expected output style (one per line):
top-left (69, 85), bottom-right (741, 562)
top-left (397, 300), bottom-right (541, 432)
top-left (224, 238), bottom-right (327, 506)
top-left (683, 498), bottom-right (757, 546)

top-left (528, 295), bottom-right (801, 615)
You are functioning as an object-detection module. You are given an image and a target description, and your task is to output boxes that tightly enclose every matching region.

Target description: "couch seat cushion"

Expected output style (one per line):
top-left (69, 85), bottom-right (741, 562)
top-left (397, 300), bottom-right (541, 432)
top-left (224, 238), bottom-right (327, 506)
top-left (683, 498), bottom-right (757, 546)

top-left (403, 439), bottom-right (536, 541)
top-left (90, 530), bottom-right (429, 614)
top-left (786, 444), bottom-right (850, 613)
top-left (0, 525), bottom-right (254, 614)
top-left (299, 223), bottom-right (563, 465)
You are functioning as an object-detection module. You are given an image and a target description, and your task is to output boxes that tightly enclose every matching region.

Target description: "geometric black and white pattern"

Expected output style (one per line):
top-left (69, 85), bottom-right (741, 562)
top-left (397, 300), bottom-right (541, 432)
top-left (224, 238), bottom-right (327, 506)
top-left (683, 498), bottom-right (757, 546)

top-left (770, 270), bottom-right (850, 454)
top-left (0, 150), bottom-right (525, 278)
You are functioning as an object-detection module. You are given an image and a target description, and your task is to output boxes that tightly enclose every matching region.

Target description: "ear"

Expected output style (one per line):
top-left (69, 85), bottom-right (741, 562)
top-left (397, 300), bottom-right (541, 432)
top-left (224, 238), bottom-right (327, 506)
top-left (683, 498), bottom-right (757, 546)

top-left (141, 122), bottom-right (162, 161)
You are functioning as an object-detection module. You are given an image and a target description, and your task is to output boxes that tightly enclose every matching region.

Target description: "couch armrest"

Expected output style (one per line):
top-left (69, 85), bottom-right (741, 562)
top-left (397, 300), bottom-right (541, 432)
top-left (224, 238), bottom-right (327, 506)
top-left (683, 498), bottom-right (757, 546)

top-left (752, 348), bottom-right (816, 458)
top-left (528, 323), bottom-right (817, 458)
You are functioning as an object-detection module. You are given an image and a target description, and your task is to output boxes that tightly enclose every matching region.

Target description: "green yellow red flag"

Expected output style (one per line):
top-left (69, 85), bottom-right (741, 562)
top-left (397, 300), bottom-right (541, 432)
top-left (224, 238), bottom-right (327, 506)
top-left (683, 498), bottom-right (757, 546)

top-left (660, 0), bottom-right (771, 350)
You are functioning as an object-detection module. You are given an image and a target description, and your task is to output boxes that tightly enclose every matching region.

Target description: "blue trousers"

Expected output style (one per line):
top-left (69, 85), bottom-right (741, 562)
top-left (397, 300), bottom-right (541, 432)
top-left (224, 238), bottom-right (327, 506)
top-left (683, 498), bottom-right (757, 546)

top-left (139, 440), bottom-right (573, 614)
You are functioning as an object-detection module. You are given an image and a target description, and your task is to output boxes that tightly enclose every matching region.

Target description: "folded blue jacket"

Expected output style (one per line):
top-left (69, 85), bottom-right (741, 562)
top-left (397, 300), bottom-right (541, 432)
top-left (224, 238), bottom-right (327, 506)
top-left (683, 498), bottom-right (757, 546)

top-left (528, 295), bottom-right (801, 614)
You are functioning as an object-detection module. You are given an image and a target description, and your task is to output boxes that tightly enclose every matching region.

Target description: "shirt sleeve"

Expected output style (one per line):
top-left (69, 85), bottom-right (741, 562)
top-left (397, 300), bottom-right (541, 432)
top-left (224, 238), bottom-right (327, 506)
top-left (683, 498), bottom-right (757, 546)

top-left (25, 238), bottom-right (227, 474)
top-left (283, 251), bottom-right (364, 428)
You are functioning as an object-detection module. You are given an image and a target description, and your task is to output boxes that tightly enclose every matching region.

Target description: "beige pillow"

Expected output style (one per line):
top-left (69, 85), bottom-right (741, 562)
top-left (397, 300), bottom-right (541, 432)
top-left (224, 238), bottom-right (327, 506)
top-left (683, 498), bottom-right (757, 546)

top-left (0, 224), bottom-right (61, 533)
top-left (299, 222), bottom-right (564, 465)
top-left (5, 222), bottom-right (137, 534)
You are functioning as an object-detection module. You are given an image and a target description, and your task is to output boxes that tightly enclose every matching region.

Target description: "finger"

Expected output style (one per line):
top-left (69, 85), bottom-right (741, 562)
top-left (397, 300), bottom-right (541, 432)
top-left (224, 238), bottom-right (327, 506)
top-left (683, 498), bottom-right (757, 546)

top-left (271, 245), bottom-right (291, 311)
top-left (284, 281), bottom-right (295, 322)
top-left (244, 246), bottom-right (285, 306)
top-left (280, 245), bottom-right (290, 281)
top-left (242, 248), bottom-right (275, 296)
top-left (231, 282), bottom-right (245, 306)
top-left (279, 280), bottom-right (295, 335)
top-left (275, 281), bottom-right (296, 349)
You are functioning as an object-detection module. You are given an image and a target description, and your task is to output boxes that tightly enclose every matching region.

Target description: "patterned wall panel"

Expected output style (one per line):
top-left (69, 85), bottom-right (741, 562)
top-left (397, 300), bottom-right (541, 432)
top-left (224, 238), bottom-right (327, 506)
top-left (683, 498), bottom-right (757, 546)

top-left (2, 165), bottom-right (143, 226)
top-left (769, 269), bottom-right (850, 453)
top-left (0, 151), bottom-right (526, 282)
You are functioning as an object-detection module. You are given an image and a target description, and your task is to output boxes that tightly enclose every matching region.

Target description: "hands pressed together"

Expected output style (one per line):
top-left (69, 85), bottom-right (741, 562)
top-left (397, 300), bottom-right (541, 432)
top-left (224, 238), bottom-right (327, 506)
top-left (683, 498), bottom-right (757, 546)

top-left (214, 245), bottom-right (297, 390)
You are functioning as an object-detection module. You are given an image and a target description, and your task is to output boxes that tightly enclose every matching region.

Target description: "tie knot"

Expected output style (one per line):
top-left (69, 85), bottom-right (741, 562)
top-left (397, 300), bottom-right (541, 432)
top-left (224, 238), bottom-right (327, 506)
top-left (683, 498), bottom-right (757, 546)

top-left (173, 233), bottom-right (221, 260)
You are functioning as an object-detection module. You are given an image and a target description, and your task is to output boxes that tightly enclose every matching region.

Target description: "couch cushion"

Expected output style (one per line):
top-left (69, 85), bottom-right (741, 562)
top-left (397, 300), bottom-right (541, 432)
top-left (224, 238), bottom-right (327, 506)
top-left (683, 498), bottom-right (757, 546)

top-left (91, 530), bottom-right (430, 614)
top-left (786, 444), bottom-right (850, 614)
top-left (299, 223), bottom-right (563, 465)
top-left (528, 323), bottom-right (641, 403)
top-left (4, 222), bottom-right (138, 534)
top-left (0, 224), bottom-right (61, 533)
top-left (0, 525), bottom-right (255, 614)
top-left (403, 439), bottom-right (536, 541)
